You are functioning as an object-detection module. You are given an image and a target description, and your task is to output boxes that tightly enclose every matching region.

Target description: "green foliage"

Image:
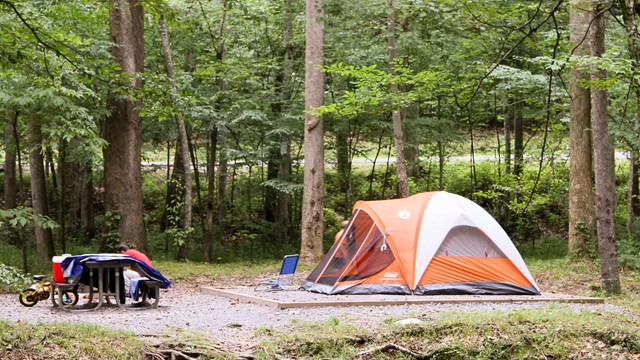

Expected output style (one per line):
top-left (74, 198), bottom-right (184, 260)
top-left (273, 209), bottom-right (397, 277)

top-left (0, 264), bottom-right (31, 293)
top-left (0, 207), bottom-right (59, 230)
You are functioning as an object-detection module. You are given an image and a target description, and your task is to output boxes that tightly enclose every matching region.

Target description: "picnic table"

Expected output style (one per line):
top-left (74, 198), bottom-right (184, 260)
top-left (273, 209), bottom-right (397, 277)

top-left (53, 254), bottom-right (171, 311)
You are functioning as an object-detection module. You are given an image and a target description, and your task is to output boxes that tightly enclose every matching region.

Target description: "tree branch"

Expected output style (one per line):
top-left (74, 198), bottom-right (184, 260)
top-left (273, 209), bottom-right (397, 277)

top-left (0, 0), bottom-right (81, 71)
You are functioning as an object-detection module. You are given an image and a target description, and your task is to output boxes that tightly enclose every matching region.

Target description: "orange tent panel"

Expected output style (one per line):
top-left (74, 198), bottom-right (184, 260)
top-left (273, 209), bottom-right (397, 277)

top-left (419, 256), bottom-right (533, 287)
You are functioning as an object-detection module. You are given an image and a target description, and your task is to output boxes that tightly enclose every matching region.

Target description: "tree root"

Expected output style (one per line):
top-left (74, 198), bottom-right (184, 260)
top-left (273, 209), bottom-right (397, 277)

top-left (355, 343), bottom-right (423, 359)
top-left (143, 342), bottom-right (256, 360)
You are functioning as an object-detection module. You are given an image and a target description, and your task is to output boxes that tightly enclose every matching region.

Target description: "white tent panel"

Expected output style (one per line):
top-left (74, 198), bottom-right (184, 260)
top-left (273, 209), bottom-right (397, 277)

top-left (413, 192), bottom-right (538, 290)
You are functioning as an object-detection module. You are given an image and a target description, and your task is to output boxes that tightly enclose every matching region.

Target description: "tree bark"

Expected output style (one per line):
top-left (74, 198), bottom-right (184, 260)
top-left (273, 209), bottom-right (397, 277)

top-left (387, 0), bottom-right (409, 198)
top-left (158, 18), bottom-right (193, 260)
top-left (28, 113), bottom-right (54, 260)
top-left (277, 0), bottom-right (295, 248)
top-left (513, 94), bottom-right (523, 178)
top-left (300, 0), bottom-right (325, 263)
top-left (104, 0), bottom-right (147, 251)
top-left (619, 0), bottom-right (640, 234)
top-left (589, 3), bottom-right (621, 294)
top-left (629, 155), bottom-right (640, 234)
top-left (503, 94), bottom-right (512, 175)
top-left (4, 111), bottom-right (17, 210)
top-left (568, 0), bottom-right (596, 257)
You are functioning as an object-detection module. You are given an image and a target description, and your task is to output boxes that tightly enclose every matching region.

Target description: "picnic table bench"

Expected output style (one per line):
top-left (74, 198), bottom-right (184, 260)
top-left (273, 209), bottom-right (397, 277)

top-left (54, 254), bottom-right (171, 311)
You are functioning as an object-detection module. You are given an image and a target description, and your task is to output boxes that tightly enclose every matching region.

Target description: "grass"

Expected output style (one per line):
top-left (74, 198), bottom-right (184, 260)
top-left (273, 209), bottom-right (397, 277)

top-left (253, 305), bottom-right (640, 359)
top-left (0, 321), bottom-right (144, 359)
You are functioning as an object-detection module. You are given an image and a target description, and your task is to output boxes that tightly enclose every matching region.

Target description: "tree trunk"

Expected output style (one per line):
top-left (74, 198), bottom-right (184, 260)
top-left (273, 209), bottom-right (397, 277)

top-left (104, 0), bottom-right (147, 252)
top-left (28, 113), bottom-right (54, 260)
top-left (276, 0), bottom-right (295, 249)
top-left (4, 111), bottom-right (17, 210)
top-left (513, 94), bottom-right (523, 178)
top-left (217, 127), bottom-right (228, 237)
top-left (205, 128), bottom-right (217, 262)
top-left (335, 121), bottom-right (351, 211)
top-left (589, 4), bottom-right (621, 294)
top-left (56, 141), bottom-right (66, 253)
top-left (63, 140), bottom-right (95, 244)
top-left (300, 0), bottom-right (325, 263)
top-left (503, 94), bottom-right (512, 175)
top-left (619, 0), bottom-right (640, 234)
top-left (158, 18), bottom-right (193, 260)
top-left (79, 161), bottom-right (95, 242)
top-left (629, 155), bottom-right (640, 234)
top-left (568, 0), bottom-right (596, 257)
top-left (265, 149), bottom-right (279, 223)
top-left (387, 0), bottom-right (409, 198)
top-left (4, 111), bottom-right (20, 256)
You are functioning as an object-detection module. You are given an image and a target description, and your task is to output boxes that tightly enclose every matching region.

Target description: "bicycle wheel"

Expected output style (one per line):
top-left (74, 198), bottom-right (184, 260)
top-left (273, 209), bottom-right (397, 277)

top-left (61, 289), bottom-right (79, 306)
top-left (19, 288), bottom-right (38, 307)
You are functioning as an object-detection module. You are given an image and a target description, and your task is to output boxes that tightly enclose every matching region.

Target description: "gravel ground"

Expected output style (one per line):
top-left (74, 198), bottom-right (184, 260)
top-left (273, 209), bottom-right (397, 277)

top-left (0, 283), bottom-right (626, 354)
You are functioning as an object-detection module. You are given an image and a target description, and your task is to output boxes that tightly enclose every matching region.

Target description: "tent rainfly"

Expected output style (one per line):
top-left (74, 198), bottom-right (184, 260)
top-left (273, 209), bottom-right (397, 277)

top-left (301, 191), bottom-right (540, 295)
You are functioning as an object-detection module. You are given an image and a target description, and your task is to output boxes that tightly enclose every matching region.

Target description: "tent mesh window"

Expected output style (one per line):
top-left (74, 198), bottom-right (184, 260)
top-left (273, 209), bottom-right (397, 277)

top-left (435, 225), bottom-right (506, 258)
top-left (308, 209), bottom-right (395, 285)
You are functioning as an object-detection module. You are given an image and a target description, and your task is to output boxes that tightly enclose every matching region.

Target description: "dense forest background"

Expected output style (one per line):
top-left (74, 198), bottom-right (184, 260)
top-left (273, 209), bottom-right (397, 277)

top-left (1, 0), bottom-right (639, 294)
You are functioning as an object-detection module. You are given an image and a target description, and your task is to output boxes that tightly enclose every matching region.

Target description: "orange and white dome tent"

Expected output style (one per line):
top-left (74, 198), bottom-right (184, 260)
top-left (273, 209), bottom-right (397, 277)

top-left (301, 191), bottom-right (540, 295)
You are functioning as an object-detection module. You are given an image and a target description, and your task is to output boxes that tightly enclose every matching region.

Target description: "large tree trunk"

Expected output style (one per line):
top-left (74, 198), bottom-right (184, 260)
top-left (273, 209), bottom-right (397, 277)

top-left (387, 0), bottom-right (409, 198)
top-left (300, 0), bottom-right (325, 263)
top-left (589, 4), bottom-right (621, 294)
top-left (159, 18), bottom-right (193, 260)
top-left (276, 0), bottom-right (295, 249)
top-left (28, 114), bottom-right (54, 260)
top-left (568, 0), bottom-right (596, 256)
top-left (104, 0), bottom-right (147, 252)
top-left (63, 140), bottom-right (95, 244)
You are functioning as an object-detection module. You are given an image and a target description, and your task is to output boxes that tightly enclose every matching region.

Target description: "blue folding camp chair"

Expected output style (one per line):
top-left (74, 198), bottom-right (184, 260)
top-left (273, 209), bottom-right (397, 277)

top-left (255, 254), bottom-right (299, 291)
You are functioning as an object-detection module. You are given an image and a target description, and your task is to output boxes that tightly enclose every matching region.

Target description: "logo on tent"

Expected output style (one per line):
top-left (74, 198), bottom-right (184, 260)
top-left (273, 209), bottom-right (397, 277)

top-left (397, 210), bottom-right (411, 219)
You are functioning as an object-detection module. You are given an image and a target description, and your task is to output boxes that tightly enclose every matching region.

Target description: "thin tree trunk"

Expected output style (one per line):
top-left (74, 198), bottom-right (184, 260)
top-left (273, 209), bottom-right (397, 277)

top-left (503, 94), bottom-right (512, 175)
top-left (387, 0), bottom-right (409, 198)
top-left (4, 111), bottom-right (17, 210)
top-left (437, 97), bottom-right (444, 189)
top-left (205, 128), bottom-right (218, 261)
top-left (300, 0), bottom-right (325, 263)
top-left (568, 0), bottom-right (595, 256)
top-left (4, 110), bottom-right (20, 259)
top-left (56, 141), bottom-right (66, 253)
top-left (104, 0), bottom-right (147, 251)
top-left (158, 18), bottom-right (193, 260)
top-left (513, 94), bottom-right (523, 178)
top-left (28, 113), bottom-right (54, 260)
top-left (589, 4), bottom-right (621, 294)
top-left (79, 161), bottom-right (95, 242)
top-left (628, 155), bottom-right (640, 234)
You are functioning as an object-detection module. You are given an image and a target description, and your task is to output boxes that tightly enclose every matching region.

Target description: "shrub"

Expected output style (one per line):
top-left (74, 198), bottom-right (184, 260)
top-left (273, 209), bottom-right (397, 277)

top-left (0, 264), bottom-right (31, 293)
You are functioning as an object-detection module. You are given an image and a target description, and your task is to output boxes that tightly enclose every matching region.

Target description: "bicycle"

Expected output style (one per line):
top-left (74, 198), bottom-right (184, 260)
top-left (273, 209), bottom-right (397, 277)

top-left (19, 275), bottom-right (79, 307)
